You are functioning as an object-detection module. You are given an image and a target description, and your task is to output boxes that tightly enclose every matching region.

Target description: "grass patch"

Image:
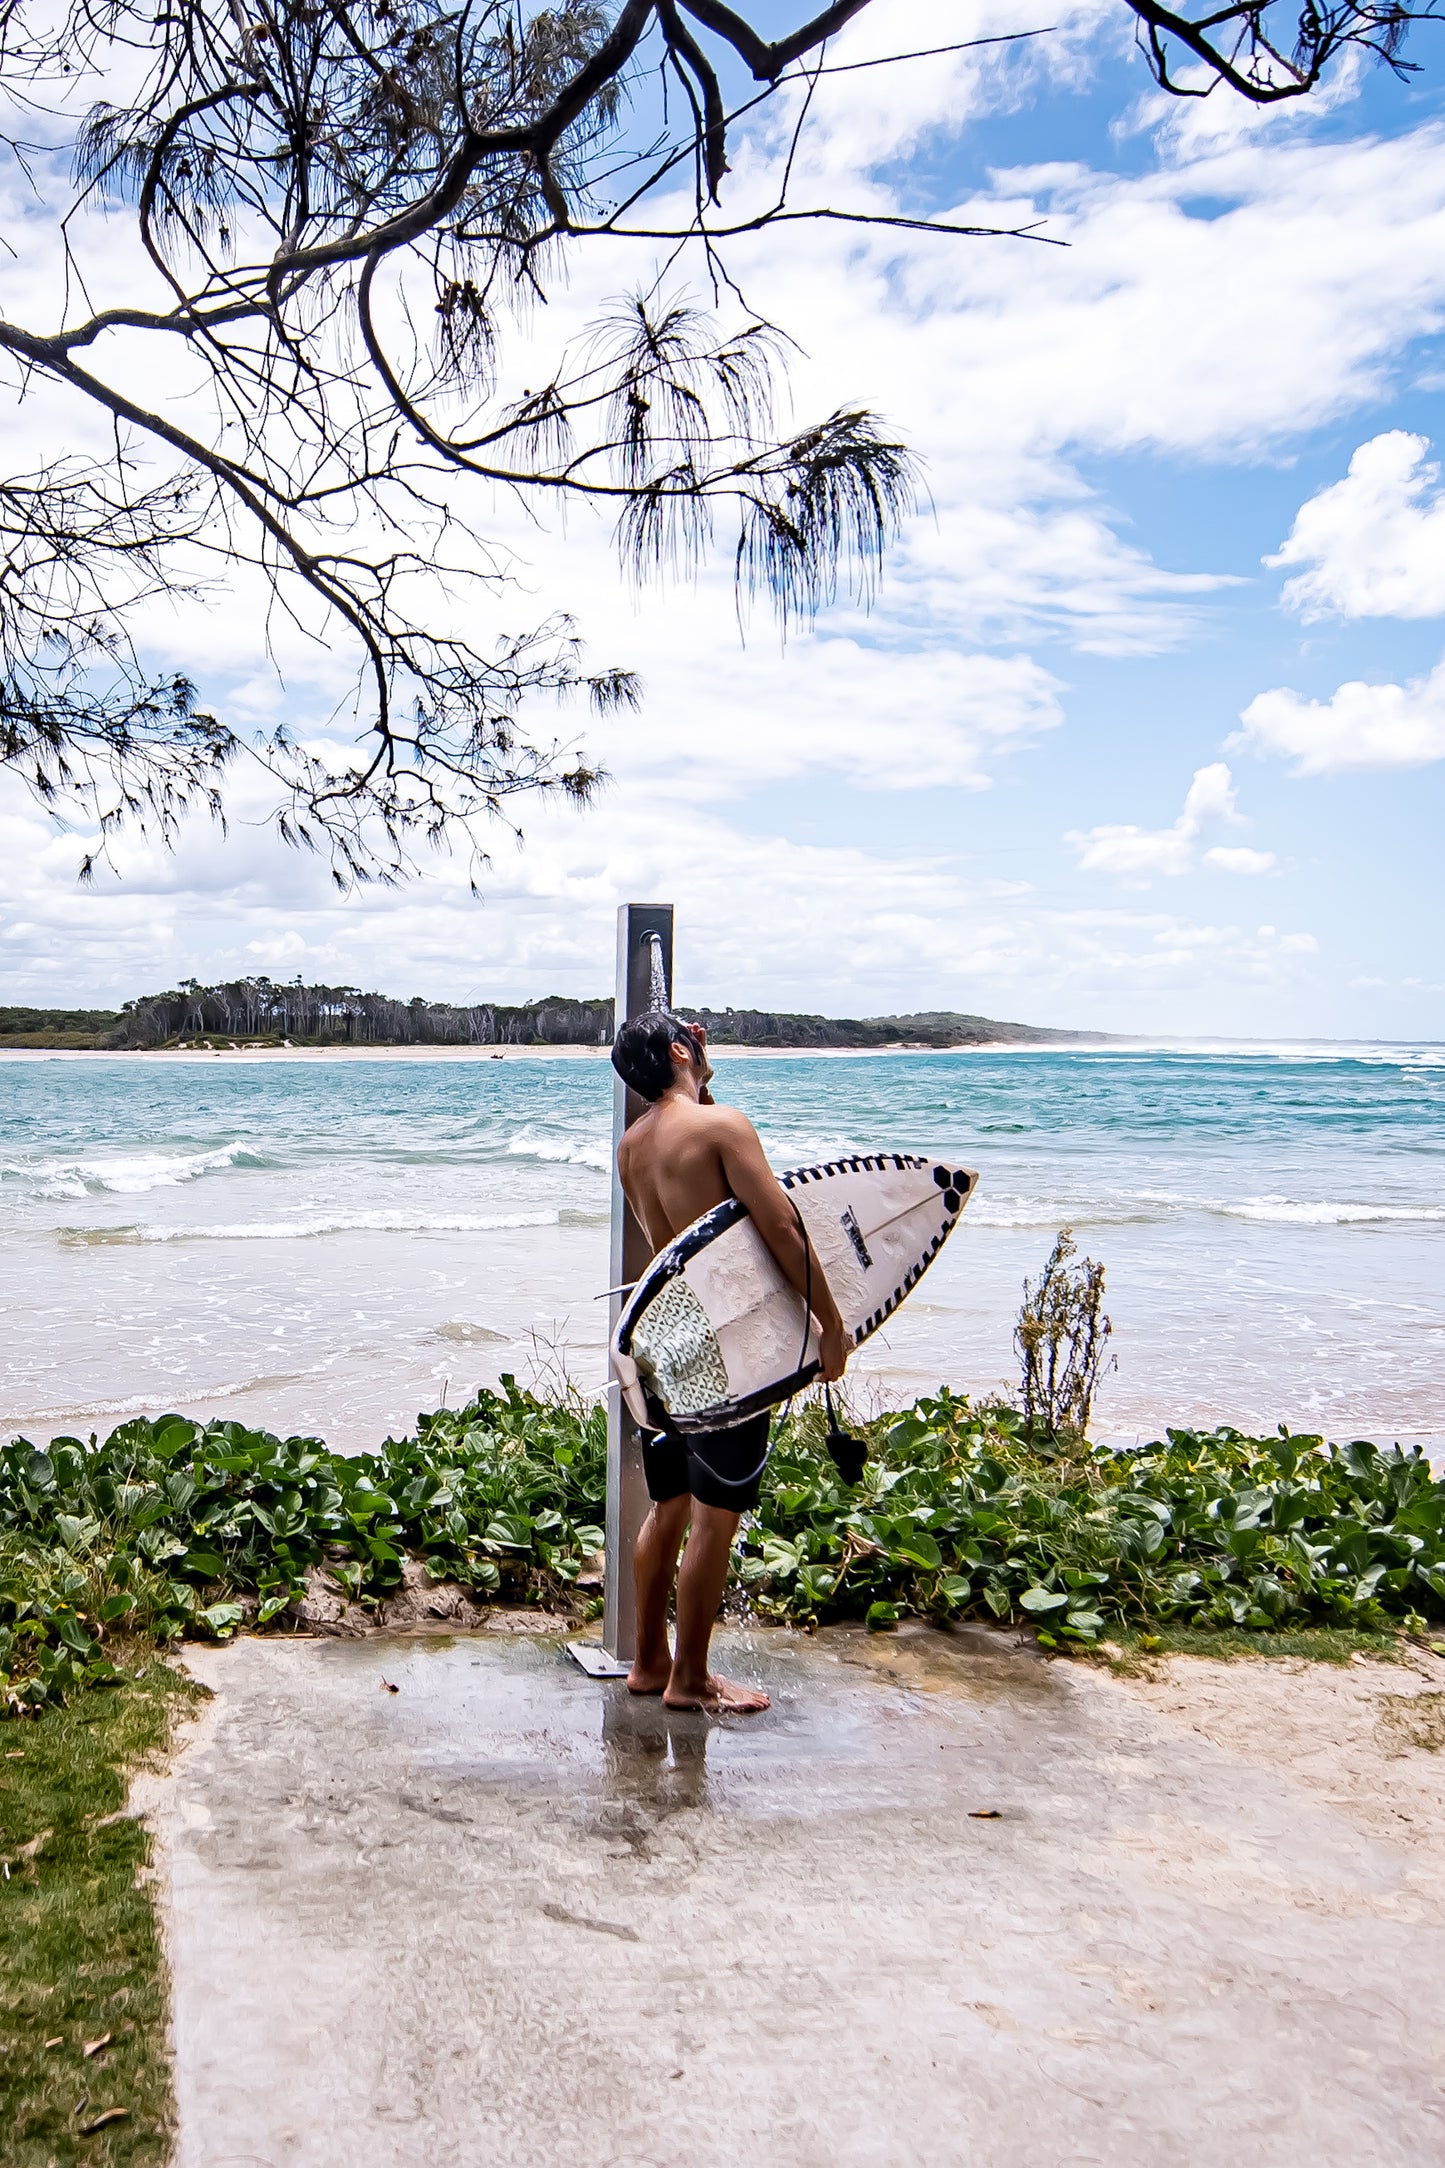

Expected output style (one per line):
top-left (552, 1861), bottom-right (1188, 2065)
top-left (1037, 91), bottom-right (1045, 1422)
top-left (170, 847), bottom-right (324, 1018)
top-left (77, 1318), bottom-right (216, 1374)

top-left (0, 1660), bottom-right (201, 2165)
top-left (1098, 1622), bottom-right (1405, 1674)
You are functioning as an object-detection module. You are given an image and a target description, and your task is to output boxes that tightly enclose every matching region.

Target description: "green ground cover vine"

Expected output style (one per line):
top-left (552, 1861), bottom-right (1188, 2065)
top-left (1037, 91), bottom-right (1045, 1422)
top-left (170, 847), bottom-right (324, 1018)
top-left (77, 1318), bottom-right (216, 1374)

top-left (2, 1379), bottom-right (1442, 1711)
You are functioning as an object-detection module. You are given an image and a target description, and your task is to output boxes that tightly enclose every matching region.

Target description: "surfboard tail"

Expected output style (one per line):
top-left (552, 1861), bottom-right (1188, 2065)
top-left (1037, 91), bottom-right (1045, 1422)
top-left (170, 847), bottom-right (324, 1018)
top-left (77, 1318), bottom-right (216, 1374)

top-left (609, 1339), bottom-right (652, 1428)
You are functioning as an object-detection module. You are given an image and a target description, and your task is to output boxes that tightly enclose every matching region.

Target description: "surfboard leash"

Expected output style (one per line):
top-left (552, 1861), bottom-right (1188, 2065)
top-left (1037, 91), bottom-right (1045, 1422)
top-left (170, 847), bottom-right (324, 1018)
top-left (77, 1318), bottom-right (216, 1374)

top-left (783, 1195), bottom-right (868, 1488)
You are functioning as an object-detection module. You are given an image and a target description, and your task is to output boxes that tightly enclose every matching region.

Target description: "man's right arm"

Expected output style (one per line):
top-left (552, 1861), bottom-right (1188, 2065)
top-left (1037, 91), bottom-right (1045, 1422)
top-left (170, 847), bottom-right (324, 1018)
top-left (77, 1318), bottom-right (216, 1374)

top-left (713, 1109), bottom-right (849, 1382)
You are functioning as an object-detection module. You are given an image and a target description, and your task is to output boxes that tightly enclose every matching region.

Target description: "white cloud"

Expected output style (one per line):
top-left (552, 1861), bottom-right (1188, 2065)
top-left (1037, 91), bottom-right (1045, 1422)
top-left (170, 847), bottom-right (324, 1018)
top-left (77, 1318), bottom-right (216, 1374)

top-left (1202, 845), bottom-right (1278, 875)
top-left (769, 0), bottom-right (1115, 183)
top-left (1233, 658), bottom-right (1445, 773)
top-left (580, 623), bottom-right (1065, 797)
top-left (1124, 48), bottom-right (1367, 163)
top-left (1067, 763), bottom-right (1275, 880)
top-left (0, 766), bottom-right (1317, 1024)
top-left (662, 112), bottom-right (1445, 666)
top-left (1269, 432), bottom-right (1445, 619)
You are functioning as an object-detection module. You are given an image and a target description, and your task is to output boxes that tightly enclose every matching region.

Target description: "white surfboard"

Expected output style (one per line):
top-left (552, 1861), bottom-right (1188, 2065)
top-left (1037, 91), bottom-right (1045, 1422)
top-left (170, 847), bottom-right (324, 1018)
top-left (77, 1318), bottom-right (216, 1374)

top-left (611, 1154), bottom-right (977, 1434)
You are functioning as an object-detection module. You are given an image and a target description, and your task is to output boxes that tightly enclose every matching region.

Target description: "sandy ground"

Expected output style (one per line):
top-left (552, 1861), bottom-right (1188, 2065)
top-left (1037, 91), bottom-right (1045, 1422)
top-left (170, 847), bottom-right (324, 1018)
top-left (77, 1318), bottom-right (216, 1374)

top-left (1123, 1639), bottom-right (1445, 1875)
top-left (140, 1624), bottom-right (1445, 2168)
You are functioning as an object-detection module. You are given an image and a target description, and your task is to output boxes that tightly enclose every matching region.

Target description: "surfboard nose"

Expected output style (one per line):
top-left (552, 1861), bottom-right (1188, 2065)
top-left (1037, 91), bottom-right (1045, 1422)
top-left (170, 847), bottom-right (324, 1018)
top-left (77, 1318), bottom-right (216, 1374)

top-left (932, 1163), bottom-right (977, 1215)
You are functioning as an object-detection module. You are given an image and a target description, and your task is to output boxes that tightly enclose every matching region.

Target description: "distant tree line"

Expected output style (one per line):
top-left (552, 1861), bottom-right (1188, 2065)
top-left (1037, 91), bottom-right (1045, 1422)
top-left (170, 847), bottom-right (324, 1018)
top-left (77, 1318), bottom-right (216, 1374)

top-left (112, 980), bottom-right (613, 1047)
top-left (1, 984), bottom-right (1093, 1050)
top-left (681, 1008), bottom-right (1082, 1050)
top-left (0, 1005), bottom-right (126, 1049)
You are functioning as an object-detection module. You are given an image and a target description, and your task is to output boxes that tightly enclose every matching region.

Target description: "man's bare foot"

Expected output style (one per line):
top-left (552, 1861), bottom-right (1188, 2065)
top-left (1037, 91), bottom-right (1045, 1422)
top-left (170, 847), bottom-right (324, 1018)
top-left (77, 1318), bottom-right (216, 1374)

top-left (626, 1661), bottom-right (671, 1696)
top-left (663, 1672), bottom-right (770, 1714)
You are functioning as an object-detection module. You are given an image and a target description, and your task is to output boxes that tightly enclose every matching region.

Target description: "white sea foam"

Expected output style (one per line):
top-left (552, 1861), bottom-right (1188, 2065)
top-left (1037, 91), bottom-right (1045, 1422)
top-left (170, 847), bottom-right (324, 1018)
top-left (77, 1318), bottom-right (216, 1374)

top-left (504, 1129), bottom-right (609, 1172)
top-left (943, 1188), bottom-right (1445, 1230)
top-left (6, 1370), bottom-right (315, 1427)
top-left (60, 1208), bottom-right (562, 1245)
top-left (1214, 1198), bottom-right (1445, 1226)
top-left (999, 1039), bottom-right (1445, 1067)
top-left (969, 1204), bottom-right (1167, 1229)
top-left (4, 1141), bottom-right (255, 1199)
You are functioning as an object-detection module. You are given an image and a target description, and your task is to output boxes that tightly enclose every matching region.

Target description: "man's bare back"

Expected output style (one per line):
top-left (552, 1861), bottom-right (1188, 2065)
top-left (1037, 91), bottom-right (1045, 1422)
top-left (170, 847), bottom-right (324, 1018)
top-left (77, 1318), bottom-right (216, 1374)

top-left (615, 1092), bottom-right (731, 1247)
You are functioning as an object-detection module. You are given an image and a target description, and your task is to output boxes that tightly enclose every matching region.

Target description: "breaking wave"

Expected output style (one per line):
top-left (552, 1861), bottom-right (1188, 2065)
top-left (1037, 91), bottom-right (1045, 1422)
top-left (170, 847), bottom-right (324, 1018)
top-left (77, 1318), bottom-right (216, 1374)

top-left (1213, 1197), bottom-right (1445, 1226)
top-left (59, 1208), bottom-right (562, 1246)
top-left (4, 1141), bottom-right (260, 1199)
top-left (934, 1189), bottom-right (1445, 1231)
top-left (504, 1129), bottom-right (610, 1173)
top-left (4, 1370), bottom-right (315, 1428)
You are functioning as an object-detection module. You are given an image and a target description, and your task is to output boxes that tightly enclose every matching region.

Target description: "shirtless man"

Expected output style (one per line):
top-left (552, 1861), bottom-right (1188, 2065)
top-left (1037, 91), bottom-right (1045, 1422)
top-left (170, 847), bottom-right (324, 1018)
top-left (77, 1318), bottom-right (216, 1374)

top-left (611, 1010), bottom-right (848, 1714)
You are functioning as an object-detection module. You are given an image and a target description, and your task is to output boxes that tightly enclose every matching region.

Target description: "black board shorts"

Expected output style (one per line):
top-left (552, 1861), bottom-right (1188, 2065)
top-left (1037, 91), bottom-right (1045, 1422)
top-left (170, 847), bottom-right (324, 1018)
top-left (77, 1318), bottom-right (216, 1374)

top-left (642, 1411), bottom-right (773, 1513)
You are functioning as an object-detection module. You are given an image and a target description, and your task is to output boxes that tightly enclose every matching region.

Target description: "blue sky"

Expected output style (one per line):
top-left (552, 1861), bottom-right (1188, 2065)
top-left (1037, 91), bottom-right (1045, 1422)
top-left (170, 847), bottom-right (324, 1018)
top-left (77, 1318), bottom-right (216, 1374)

top-left (2, 0), bottom-right (1444, 1036)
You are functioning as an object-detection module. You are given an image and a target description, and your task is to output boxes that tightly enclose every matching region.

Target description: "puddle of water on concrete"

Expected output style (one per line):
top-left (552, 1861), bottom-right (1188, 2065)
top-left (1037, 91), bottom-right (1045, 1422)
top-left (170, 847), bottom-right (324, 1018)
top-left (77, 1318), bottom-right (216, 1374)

top-left (300, 1622), bottom-right (1077, 1839)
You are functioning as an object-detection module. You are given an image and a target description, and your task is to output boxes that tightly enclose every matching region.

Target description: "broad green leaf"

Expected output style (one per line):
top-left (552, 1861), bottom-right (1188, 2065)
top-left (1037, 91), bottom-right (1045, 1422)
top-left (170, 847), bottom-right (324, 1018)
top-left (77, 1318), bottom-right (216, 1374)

top-left (891, 1532), bottom-right (942, 1571)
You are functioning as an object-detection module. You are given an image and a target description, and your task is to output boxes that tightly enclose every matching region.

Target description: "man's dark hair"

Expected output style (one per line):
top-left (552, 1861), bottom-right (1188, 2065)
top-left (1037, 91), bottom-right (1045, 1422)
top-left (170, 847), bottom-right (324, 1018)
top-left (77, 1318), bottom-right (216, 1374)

top-left (611, 1011), bottom-right (700, 1102)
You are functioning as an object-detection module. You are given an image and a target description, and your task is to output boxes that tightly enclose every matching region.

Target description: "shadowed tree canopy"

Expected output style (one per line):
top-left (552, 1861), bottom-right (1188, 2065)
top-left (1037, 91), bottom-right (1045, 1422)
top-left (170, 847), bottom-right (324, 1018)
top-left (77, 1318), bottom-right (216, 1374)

top-left (0, 0), bottom-right (1436, 882)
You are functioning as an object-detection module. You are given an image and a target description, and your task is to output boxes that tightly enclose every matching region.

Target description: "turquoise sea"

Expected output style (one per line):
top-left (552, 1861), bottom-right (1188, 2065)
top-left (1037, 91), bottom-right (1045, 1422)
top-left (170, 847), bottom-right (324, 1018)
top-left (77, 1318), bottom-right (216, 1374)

top-left (1, 1044), bottom-right (1441, 1448)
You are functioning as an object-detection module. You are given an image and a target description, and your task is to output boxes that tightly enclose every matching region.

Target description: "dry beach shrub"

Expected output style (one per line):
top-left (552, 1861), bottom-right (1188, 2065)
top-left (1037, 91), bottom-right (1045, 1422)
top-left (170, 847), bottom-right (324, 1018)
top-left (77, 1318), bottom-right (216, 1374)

top-left (1014, 1227), bottom-right (1116, 1442)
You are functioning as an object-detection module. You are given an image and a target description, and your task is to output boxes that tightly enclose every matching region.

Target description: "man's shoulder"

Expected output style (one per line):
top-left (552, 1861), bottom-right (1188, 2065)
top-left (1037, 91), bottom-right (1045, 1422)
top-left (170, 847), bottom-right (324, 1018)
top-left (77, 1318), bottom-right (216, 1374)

top-left (695, 1097), bottom-right (749, 1126)
top-left (695, 1100), bottom-right (757, 1144)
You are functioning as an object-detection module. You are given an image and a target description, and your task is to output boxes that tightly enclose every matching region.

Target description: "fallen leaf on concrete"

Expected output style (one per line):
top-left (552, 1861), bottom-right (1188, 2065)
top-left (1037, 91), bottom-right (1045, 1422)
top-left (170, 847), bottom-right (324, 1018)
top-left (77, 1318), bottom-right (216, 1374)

top-left (969, 1809), bottom-right (1003, 1819)
top-left (380, 1679), bottom-right (400, 1693)
top-left (78, 2109), bottom-right (129, 2135)
top-left (83, 2033), bottom-right (113, 2058)
top-left (541, 1902), bottom-right (640, 1941)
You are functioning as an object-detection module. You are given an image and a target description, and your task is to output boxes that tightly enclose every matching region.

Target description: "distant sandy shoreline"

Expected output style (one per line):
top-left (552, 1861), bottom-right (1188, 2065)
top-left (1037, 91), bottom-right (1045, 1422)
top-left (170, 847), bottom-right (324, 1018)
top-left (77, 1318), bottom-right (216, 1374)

top-left (1, 1037), bottom-right (1437, 1065)
top-left (0, 1039), bottom-right (1113, 1064)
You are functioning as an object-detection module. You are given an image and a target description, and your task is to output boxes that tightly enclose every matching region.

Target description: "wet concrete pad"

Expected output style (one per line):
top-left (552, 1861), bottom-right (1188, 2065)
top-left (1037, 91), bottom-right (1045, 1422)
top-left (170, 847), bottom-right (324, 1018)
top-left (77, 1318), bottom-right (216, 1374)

top-left (157, 1628), bottom-right (1445, 2168)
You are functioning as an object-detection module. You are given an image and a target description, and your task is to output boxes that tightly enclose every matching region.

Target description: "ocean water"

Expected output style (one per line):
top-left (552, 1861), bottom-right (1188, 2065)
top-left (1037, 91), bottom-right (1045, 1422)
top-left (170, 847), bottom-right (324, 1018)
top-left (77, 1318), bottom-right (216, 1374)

top-left (0, 1044), bottom-right (1441, 1449)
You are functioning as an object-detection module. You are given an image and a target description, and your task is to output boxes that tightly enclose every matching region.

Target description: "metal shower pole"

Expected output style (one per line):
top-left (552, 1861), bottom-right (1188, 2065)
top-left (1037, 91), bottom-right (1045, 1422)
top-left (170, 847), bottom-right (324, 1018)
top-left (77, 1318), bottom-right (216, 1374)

top-left (602, 902), bottom-right (674, 1663)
